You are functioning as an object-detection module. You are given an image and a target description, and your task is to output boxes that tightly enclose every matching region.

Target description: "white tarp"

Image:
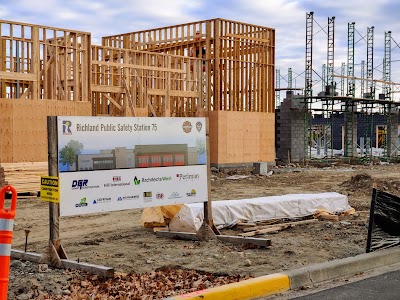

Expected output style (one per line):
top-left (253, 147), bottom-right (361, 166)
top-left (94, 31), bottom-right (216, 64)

top-left (169, 192), bottom-right (351, 233)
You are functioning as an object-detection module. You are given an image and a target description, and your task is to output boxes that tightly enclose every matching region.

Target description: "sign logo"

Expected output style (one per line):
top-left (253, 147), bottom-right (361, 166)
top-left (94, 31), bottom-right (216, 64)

top-left (144, 191), bottom-right (152, 202)
top-left (141, 176), bottom-right (172, 183)
top-left (196, 122), bottom-right (202, 132)
top-left (134, 176), bottom-right (141, 185)
top-left (182, 121), bottom-right (192, 133)
top-left (113, 176), bottom-right (121, 182)
top-left (169, 192), bottom-right (182, 199)
top-left (156, 193), bottom-right (164, 200)
top-left (62, 120), bottom-right (72, 135)
top-left (72, 179), bottom-right (88, 190)
top-left (186, 189), bottom-right (197, 197)
top-left (75, 197), bottom-right (88, 207)
top-left (93, 197), bottom-right (111, 204)
top-left (176, 173), bottom-right (200, 181)
top-left (120, 195), bottom-right (140, 201)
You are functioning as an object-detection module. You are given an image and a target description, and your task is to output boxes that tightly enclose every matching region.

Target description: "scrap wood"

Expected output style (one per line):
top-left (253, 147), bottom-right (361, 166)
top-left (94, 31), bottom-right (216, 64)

top-left (237, 219), bottom-right (278, 229)
top-left (243, 219), bottom-right (295, 232)
top-left (340, 207), bottom-right (356, 216)
top-left (313, 208), bottom-right (339, 221)
top-left (236, 222), bottom-right (257, 228)
top-left (239, 219), bottom-right (318, 237)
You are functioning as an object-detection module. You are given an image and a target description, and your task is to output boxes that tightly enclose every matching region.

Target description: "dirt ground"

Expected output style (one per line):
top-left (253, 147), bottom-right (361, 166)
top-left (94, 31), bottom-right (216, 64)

top-left (7, 161), bottom-right (400, 299)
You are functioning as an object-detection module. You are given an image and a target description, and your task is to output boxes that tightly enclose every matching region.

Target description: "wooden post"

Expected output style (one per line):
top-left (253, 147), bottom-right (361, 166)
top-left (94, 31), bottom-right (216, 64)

top-left (196, 118), bottom-right (219, 240)
top-left (47, 116), bottom-right (67, 267)
top-left (31, 26), bottom-right (40, 100)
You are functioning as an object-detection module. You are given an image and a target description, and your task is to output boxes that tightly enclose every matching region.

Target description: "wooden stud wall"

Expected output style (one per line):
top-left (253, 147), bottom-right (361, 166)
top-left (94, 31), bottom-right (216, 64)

top-left (0, 20), bottom-right (91, 101)
top-left (91, 46), bottom-right (203, 117)
top-left (102, 18), bottom-right (275, 114)
top-left (0, 18), bottom-right (276, 165)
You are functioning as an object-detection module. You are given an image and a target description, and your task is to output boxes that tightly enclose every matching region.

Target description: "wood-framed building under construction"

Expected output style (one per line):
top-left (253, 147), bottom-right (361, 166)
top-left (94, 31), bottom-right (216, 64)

top-left (0, 18), bottom-right (275, 167)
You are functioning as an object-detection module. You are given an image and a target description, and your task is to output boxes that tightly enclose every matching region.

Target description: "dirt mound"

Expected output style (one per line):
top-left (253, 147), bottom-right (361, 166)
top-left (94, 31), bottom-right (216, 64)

top-left (340, 173), bottom-right (374, 190)
top-left (340, 173), bottom-right (400, 196)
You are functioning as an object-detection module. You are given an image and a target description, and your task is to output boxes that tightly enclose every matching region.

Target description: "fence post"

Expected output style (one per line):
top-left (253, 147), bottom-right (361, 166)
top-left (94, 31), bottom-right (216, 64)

top-left (0, 185), bottom-right (17, 300)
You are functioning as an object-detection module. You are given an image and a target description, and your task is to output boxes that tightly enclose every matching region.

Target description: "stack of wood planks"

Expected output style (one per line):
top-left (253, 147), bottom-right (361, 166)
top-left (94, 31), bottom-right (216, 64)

top-left (237, 219), bottom-right (319, 237)
top-left (0, 162), bottom-right (48, 195)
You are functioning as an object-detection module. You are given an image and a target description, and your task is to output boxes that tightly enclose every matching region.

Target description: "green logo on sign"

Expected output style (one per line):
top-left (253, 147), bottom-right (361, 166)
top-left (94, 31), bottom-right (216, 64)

top-left (133, 176), bottom-right (141, 185)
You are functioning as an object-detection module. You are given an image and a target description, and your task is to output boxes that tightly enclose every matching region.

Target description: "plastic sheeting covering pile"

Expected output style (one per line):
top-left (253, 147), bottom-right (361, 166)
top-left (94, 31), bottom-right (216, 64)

top-left (367, 189), bottom-right (400, 252)
top-left (169, 192), bottom-right (351, 233)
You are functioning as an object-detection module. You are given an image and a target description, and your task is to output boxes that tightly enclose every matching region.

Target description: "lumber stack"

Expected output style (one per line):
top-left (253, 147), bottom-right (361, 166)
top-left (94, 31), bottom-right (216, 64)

top-left (0, 162), bottom-right (48, 194)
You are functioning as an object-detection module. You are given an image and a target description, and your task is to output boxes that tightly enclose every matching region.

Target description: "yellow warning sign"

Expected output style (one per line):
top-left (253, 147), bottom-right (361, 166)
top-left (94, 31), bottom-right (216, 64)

top-left (40, 176), bottom-right (60, 203)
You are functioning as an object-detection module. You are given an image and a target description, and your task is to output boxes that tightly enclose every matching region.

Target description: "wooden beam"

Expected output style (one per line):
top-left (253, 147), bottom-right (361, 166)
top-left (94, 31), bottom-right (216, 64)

top-left (102, 93), bottom-right (123, 111)
top-left (0, 71), bottom-right (36, 81)
top-left (123, 78), bottom-right (136, 116)
top-left (92, 84), bottom-right (125, 93)
top-left (216, 235), bottom-right (271, 248)
top-left (243, 219), bottom-right (318, 232)
top-left (91, 60), bottom-right (186, 73)
top-left (156, 231), bottom-right (270, 248)
top-left (11, 249), bottom-right (114, 278)
top-left (31, 26), bottom-right (40, 99)
top-left (225, 33), bottom-right (270, 43)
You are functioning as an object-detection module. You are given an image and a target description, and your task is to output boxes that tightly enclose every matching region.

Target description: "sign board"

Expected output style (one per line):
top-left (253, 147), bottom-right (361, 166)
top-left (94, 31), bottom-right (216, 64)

top-left (57, 116), bottom-right (207, 217)
top-left (40, 176), bottom-right (60, 203)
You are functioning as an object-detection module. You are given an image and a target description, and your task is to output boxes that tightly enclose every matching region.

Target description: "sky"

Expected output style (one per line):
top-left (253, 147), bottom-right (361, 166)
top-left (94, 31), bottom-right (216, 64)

top-left (2, 0), bottom-right (400, 101)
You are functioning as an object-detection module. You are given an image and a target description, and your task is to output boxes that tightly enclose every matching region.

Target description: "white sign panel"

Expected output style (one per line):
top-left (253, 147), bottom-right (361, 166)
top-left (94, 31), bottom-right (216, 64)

top-left (57, 116), bottom-right (207, 217)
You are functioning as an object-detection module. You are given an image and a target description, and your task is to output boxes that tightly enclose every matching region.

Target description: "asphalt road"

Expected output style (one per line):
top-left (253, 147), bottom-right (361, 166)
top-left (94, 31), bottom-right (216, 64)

top-left (293, 269), bottom-right (400, 300)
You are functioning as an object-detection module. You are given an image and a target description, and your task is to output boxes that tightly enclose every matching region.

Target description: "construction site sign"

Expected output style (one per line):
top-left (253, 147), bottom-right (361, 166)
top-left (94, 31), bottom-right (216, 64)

top-left (56, 116), bottom-right (207, 217)
top-left (40, 176), bottom-right (60, 203)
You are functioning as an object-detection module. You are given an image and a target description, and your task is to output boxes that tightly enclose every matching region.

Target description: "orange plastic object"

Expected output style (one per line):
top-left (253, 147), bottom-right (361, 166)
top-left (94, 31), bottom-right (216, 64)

top-left (0, 185), bottom-right (17, 300)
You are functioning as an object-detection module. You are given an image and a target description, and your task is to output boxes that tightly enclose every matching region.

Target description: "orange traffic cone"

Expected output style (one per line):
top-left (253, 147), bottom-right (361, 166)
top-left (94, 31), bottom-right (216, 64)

top-left (0, 185), bottom-right (17, 300)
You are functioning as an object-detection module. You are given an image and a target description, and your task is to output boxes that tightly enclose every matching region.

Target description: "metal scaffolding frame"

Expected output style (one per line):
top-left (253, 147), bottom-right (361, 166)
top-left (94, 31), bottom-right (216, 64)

top-left (304, 11), bottom-right (314, 160)
top-left (275, 69), bottom-right (281, 108)
top-left (298, 12), bottom-right (400, 162)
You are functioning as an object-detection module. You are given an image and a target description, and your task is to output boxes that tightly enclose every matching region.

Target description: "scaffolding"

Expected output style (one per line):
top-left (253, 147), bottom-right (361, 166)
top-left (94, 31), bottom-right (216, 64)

top-left (298, 12), bottom-right (400, 162)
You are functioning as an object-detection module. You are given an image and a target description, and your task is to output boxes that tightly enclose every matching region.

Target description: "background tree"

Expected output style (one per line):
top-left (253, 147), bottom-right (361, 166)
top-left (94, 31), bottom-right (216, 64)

top-left (59, 140), bottom-right (83, 166)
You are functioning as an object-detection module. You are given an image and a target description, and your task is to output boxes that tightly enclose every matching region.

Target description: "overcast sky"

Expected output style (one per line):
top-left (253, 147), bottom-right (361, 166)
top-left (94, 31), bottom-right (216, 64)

top-left (2, 0), bottom-right (400, 100)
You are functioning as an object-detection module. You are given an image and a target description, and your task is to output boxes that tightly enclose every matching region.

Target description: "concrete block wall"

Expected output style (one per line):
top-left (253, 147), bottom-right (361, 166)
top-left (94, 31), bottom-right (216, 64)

top-left (276, 93), bottom-right (305, 162)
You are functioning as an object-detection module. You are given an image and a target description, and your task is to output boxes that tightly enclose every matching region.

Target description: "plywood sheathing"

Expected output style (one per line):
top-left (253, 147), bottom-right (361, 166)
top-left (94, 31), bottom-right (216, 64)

top-left (209, 111), bottom-right (275, 165)
top-left (0, 98), bottom-right (91, 162)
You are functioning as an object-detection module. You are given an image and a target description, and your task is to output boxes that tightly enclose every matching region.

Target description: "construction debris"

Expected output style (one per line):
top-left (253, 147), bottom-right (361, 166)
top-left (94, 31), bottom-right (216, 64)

top-left (239, 219), bottom-right (318, 237)
top-left (313, 208), bottom-right (339, 221)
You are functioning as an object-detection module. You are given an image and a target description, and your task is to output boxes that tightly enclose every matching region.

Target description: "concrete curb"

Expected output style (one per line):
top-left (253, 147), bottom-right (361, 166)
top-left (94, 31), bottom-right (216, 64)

top-left (165, 273), bottom-right (290, 300)
top-left (166, 247), bottom-right (400, 300)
